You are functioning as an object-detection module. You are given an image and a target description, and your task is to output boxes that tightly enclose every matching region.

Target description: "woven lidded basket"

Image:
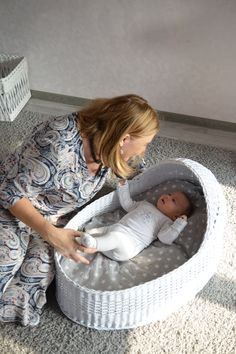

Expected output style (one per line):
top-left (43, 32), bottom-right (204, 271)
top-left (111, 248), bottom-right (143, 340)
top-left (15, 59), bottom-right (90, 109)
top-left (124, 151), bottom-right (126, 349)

top-left (0, 54), bottom-right (31, 121)
top-left (55, 158), bottom-right (226, 330)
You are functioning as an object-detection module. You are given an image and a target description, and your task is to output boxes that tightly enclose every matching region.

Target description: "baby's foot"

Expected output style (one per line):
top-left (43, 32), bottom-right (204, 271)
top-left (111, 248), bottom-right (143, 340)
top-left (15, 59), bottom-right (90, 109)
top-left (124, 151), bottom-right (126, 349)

top-left (80, 232), bottom-right (97, 249)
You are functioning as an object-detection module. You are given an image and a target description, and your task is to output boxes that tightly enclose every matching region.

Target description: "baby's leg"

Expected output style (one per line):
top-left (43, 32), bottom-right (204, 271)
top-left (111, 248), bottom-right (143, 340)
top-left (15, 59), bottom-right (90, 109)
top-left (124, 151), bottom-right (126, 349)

top-left (80, 225), bottom-right (138, 261)
top-left (85, 226), bottom-right (110, 235)
top-left (77, 225), bottom-right (111, 248)
top-left (80, 227), bottom-right (121, 251)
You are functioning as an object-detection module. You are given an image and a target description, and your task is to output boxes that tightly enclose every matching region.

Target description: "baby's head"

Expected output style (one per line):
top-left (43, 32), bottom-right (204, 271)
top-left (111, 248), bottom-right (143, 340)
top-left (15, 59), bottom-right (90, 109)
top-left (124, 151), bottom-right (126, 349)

top-left (156, 191), bottom-right (192, 221)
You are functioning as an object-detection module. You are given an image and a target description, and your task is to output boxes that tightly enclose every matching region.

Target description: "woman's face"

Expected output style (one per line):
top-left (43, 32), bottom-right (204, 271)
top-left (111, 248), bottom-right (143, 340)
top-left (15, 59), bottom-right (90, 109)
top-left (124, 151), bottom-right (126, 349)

top-left (120, 133), bottom-right (156, 161)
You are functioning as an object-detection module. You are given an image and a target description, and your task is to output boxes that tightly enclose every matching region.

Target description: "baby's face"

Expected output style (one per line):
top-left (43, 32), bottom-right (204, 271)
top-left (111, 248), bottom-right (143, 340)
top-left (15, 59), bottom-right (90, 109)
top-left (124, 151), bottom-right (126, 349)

top-left (157, 192), bottom-right (189, 220)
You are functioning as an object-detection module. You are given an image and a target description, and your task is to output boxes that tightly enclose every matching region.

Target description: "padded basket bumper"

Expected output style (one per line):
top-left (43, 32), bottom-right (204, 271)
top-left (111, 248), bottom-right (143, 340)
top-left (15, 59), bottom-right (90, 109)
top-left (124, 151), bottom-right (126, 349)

top-left (55, 158), bottom-right (226, 330)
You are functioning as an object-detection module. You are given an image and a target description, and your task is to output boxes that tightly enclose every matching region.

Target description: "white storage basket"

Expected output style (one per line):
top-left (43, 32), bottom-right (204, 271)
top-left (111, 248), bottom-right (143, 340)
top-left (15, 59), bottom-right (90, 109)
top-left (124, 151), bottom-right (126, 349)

top-left (55, 159), bottom-right (226, 330)
top-left (0, 54), bottom-right (31, 121)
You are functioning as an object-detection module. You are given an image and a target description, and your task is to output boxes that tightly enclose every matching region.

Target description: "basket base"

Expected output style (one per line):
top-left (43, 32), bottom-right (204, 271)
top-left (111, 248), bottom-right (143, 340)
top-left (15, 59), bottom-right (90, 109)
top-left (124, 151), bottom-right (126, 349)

top-left (0, 91), bottom-right (31, 122)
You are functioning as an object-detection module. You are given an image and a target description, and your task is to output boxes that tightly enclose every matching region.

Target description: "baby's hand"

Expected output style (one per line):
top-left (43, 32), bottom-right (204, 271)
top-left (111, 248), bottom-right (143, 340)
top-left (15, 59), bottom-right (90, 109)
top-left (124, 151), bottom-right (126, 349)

top-left (118, 179), bottom-right (127, 187)
top-left (179, 215), bottom-right (187, 221)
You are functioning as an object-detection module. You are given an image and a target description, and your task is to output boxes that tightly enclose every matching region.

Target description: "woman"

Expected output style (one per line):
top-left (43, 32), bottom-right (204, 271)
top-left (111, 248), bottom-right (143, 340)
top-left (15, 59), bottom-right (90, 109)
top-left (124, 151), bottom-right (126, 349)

top-left (0, 94), bottom-right (159, 326)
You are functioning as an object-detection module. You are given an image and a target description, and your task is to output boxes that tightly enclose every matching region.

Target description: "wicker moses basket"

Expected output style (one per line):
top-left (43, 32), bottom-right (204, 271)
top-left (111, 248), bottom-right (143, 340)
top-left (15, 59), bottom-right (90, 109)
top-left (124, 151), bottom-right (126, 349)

top-left (55, 158), bottom-right (226, 330)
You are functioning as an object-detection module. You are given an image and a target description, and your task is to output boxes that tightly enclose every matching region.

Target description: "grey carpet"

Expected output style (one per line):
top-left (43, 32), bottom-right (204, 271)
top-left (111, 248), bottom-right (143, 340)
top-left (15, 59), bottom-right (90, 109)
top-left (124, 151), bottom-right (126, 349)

top-left (0, 109), bottom-right (235, 354)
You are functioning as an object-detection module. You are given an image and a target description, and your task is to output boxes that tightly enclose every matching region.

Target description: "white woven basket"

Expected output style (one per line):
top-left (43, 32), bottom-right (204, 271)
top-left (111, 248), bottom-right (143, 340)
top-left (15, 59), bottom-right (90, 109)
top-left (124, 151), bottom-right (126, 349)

top-left (55, 158), bottom-right (226, 330)
top-left (0, 54), bottom-right (31, 121)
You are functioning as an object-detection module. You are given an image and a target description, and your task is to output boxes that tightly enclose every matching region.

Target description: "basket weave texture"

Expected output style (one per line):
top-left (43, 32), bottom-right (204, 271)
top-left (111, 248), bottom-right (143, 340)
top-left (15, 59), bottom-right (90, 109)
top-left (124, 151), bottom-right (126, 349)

top-left (0, 54), bottom-right (31, 121)
top-left (55, 158), bottom-right (227, 330)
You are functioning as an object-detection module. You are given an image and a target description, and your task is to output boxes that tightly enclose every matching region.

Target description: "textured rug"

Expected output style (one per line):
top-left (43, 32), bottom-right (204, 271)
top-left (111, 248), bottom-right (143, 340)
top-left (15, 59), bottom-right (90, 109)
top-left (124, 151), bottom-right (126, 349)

top-left (0, 109), bottom-right (235, 354)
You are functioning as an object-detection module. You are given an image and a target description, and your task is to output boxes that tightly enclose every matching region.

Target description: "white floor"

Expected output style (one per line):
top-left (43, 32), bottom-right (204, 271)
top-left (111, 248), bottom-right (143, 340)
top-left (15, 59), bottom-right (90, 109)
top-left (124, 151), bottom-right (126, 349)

top-left (26, 97), bottom-right (236, 152)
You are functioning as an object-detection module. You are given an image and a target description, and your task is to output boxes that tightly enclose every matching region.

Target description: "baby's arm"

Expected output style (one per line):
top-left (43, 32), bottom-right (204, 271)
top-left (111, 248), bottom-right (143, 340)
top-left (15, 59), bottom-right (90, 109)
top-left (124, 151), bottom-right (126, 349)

top-left (157, 217), bottom-right (188, 245)
top-left (117, 180), bottom-right (138, 212)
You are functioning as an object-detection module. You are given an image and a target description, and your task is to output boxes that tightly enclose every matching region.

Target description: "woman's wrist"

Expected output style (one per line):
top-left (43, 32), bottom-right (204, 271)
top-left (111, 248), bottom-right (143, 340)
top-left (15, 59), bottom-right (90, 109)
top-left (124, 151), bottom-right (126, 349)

top-left (38, 221), bottom-right (57, 243)
top-left (9, 197), bottom-right (57, 243)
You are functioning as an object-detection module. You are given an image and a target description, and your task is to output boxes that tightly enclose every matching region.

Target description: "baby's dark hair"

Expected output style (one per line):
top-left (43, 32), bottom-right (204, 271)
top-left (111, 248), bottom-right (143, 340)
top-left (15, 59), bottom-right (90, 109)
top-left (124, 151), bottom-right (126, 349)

top-left (182, 192), bottom-right (194, 217)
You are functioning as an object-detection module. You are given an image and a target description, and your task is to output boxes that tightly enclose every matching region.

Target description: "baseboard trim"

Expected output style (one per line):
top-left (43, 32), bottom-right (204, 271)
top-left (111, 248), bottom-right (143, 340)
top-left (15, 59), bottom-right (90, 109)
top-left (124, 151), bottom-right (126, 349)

top-left (29, 90), bottom-right (236, 132)
top-left (24, 90), bottom-right (236, 151)
top-left (31, 90), bottom-right (91, 107)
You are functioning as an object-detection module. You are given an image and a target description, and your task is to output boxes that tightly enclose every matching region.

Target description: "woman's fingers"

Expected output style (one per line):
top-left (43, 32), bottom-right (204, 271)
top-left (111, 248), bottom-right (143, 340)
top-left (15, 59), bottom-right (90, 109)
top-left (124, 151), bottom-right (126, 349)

top-left (62, 249), bottom-right (91, 264)
top-left (70, 245), bottom-right (97, 264)
top-left (71, 252), bottom-right (90, 265)
top-left (54, 228), bottom-right (97, 264)
top-left (72, 231), bottom-right (97, 253)
top-left (76, 243), bottom-right (97, 254)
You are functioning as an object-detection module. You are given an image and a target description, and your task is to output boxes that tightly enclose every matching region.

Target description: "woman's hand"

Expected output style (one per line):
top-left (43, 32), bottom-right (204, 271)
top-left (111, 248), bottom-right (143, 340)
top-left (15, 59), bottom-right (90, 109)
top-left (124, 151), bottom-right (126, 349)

top-left (45, 225), bottom-right (97, 264)
top-left (9, 198), bottom-right (95, 265)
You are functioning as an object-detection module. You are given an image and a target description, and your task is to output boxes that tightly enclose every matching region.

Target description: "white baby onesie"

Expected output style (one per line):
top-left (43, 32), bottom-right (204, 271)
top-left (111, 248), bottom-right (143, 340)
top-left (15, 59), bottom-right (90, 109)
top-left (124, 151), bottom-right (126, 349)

top-left (81, 182), bottom-right (187, 261)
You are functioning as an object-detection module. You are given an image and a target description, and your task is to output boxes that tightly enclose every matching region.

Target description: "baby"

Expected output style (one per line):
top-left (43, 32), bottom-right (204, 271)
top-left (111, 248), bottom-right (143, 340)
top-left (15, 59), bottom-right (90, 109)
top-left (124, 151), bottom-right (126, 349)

top-left (79, 181), bottom-right (192, 261)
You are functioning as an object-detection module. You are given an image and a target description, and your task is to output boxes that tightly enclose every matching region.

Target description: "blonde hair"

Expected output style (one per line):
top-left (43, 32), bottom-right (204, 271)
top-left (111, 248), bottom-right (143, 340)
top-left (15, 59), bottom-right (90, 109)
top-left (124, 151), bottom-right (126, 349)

top-left (77, 94), bottom-right (159, 178)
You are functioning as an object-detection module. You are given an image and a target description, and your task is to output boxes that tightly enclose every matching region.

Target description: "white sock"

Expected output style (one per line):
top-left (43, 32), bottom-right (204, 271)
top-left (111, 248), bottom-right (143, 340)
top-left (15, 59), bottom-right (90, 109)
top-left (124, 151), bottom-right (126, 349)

top-left (80, 232), bottom-right (97, 248)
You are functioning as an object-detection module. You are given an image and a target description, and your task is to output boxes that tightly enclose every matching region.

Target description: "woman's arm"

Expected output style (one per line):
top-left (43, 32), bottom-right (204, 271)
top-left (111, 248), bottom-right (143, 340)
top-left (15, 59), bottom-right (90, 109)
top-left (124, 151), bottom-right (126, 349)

top-left (9, 197), bottom-right (96, 264)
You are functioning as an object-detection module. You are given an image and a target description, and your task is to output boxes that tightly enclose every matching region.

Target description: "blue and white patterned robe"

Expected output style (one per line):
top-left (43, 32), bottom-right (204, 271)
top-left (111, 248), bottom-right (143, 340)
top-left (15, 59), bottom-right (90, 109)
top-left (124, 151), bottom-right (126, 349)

top-left (0, 113), bottom-right (108, 326)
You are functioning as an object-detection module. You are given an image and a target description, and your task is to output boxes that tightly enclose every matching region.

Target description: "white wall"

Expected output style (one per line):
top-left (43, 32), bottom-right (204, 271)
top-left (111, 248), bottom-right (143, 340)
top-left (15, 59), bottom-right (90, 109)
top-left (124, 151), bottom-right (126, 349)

top-left (1, 0), bottom-right (236, 123)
